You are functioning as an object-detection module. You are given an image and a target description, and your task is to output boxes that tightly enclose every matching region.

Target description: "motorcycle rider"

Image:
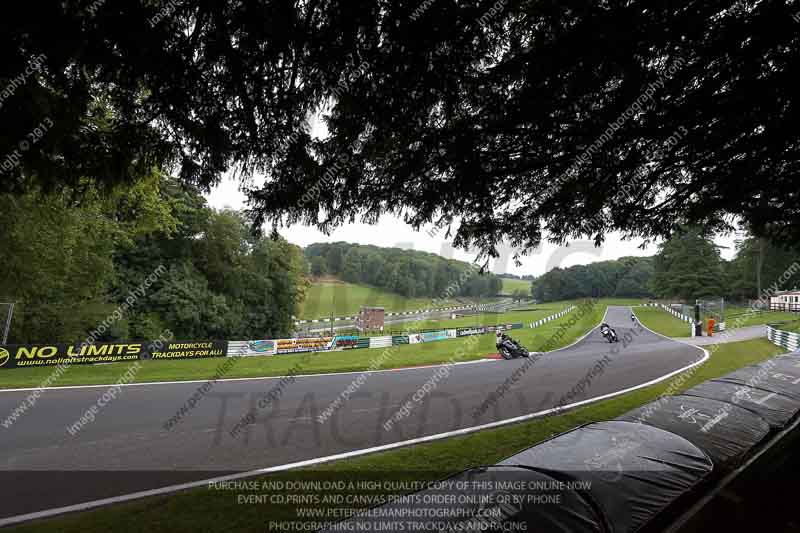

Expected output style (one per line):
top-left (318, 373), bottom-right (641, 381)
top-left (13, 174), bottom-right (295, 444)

top-left (600, 322), bottom-right (619, 342)
top-left (495, 330), bottom-right (529, 358)
top-left (496, 330), bottom-right (511, 350)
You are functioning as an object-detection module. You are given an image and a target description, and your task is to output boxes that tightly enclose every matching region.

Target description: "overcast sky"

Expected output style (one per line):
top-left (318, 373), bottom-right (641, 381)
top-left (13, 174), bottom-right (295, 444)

top-left (205, 176), bottom-right (741, 277)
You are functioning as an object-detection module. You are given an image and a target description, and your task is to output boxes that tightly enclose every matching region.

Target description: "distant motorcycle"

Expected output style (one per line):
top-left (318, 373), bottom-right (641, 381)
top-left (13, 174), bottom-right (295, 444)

top-left (600, 323), bottom-right (619, 343)
top-left (495, 331), bottom-right (530, 359)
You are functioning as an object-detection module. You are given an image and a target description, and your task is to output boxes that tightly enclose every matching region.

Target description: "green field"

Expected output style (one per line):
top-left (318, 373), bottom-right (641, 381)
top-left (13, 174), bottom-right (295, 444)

top-left (0, 303), bottom-right (600, 390)
top-left (603, 298), bottom-right (649, 306)
top-left (775, 320), bottom-right (800, 333)
top-left (724, 306), bottom-right (800, 328)
top-left (377, 303), bottom-right (573, 333)
top-left (13, 336), bottom-right (784, 533)
top-left (297, 280), bottom-right (466, 319)
top-left (634, 306), bottom-right (692, 337)
top-left (499, 278), bottom-right (531, 295)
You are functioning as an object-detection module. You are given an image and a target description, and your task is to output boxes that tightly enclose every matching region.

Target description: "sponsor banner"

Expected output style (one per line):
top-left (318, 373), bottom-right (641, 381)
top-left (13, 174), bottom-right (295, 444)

top-left (228, 340), bottom-right (276, 357)
top-left (248, 339), bottom-right (276, 355)
top-left (392, 335), bottom-right (410, 345)
top-left (334, 335), bottom-right (359, 349)
top-left (421, 330), bottom-right (448, 342)
top-left (149, 340), bottom-right (228, 360)
top-left (275, 337), bottom-right (334, 354)
top-left (408, 334), bottom-right (423, 344)
top-left (485, 324), bottom-right (521, 333)
top-left (446, 329), bottom-right (457, 339)
top-left (456, 326), bottom-right (486, 337)
top-left (0, 342), bottom-right (143, 369)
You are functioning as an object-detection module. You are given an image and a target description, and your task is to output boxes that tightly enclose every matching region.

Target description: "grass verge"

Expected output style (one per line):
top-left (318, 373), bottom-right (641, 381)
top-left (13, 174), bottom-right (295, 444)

top-left (298, 280), bottom-right (469, 320)
top-left (635, 306), bottom-right (692, 337)
top-left (725, 306), bottom-right (800, 328)
top-left (0, 302), bottom-right (604, 390)
top-left (499, 278), bottom-right (531, 295)
top-left (9, 338), bottom-right (784, 533)
top-left (377, 303), bottom-right (573, 333)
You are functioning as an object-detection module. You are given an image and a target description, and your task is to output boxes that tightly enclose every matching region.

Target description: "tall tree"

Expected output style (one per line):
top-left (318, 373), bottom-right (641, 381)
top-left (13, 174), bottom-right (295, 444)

top-left (651, 227), bottom-right (725, 301)
top-left (2, 1), bottom-right (798, 257)
top-left (726, 235), bottom-right (800, 300)
top-left (531, 257), bottom-right (654, 302)
top-left (304, 242), bottom-right (502, 300)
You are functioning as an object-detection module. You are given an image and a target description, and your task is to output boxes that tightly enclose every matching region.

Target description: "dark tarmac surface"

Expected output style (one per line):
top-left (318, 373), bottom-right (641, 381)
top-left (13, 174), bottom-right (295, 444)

top-left (0, 306), bottom-right (704, 521)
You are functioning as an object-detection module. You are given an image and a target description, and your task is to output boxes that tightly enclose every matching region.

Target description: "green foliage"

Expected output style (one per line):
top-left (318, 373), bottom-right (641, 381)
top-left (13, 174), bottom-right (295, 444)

top-left (651, 227), bottom-right (725, 301)
top-left (634, 306), bottom-right (691, 337)
top-left (113, 186), bottom-right (308, 341)
top-left (510, 289), bottom-right (527, 303)
top-left (0, 177), bottom-right (307, 343)
top-left (304, 243), bottom-right (502, 300)
top-left (500, 277), bottom-right (531, 296)
top-left (531, 257), bottom-right (654, 302)
top-left (725, 237), bottom-right (800, 300)
top-left (6, 3), bottom-right (799, 258)
top-left (0, 185), bottom-right (142, 342)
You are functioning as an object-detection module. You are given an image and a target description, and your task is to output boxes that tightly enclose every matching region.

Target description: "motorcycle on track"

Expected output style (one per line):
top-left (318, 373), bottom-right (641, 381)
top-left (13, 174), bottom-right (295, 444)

top-left (495, 331), bottom-right (530, 359)
top-left (599, 323), bottom-right (619, 343)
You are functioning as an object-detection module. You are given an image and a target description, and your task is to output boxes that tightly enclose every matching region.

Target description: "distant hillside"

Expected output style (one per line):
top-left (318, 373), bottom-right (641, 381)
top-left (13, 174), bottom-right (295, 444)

top-left (297, 278), bottom-right (468, 319)
top-left (532, 256), bottom-right (655, 302)
top-left (304, 242), bottom-right (502, 301)
top-left (500, 278), bottom-right (531, 295)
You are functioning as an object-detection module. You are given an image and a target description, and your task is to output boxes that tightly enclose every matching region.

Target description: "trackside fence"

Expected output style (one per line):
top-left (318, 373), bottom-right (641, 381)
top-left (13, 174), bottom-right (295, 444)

top-left (767, 325), bottom-right (800, 352)
top-left (0, 323), bottom-right (525, 370)
top-left (529, 305), bottom-right (576, 328)
top-left (644, 302), bottom-right (697, 337)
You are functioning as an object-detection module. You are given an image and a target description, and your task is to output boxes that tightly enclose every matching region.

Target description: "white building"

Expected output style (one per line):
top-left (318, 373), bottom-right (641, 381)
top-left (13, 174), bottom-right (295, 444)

top-left (770, 291), bottom-right (800, 311)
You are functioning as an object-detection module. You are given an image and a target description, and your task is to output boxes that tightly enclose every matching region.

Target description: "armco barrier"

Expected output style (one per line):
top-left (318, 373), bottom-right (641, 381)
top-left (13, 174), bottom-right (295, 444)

top-left (355, 337), bottom-right (370, 349)
top-left (767, 325), bottom-right (800, 352)
top-left (368, 335), bottom-right (392, 349)
top-left (529, 305), bottom-right (575, 328)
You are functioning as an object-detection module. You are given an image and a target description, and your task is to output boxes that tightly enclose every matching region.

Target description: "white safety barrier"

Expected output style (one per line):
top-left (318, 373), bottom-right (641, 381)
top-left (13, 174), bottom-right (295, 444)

top-left (368, 336), bottom-right (393, 349)
top-left (644, 302), bottom-right (698, 337)
top-left (767, 325), bottom-right (800, 352)
top-left (294, 305), bottom-right (474, 325)
top-left (529, 305), bottom-right (576, 328)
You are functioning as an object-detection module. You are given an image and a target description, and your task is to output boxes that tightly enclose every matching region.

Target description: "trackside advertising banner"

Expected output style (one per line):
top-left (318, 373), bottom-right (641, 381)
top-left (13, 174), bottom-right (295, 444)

top-left (147, 340), bottom-right (228, 360)
top-left (0, 340), bottom-right (229, 369)
top-left (0, 342), bottom-right (143, 369)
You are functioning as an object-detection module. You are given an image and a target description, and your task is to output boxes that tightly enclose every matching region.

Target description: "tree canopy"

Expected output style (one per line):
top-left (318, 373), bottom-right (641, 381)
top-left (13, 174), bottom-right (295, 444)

top-left (305, 242), bottom-right (503, 299)
top-left (0, 179), bottom-right (308, 343)
top-left (531, 256), bottom-right (655, 302)
top-left (651, 227), bottom-right (726, 301)
top-left (2, 1), bottom-right (798, 258)
top-left (724, 236), bottom-right (800, 300)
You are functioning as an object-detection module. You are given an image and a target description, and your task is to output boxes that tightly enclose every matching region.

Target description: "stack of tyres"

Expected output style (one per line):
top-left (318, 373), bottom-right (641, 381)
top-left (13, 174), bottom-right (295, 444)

top-left (616, 395), bottom-right (771, 472)
top-left (496, 421), bottom-right (713, 533)
top-left (318, 465), bottom-right (605, 532)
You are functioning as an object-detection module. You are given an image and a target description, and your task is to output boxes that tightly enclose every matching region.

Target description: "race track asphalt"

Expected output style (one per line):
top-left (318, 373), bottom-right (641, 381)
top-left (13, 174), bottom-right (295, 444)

top-left (0, 306), bottom-right (705, 522)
